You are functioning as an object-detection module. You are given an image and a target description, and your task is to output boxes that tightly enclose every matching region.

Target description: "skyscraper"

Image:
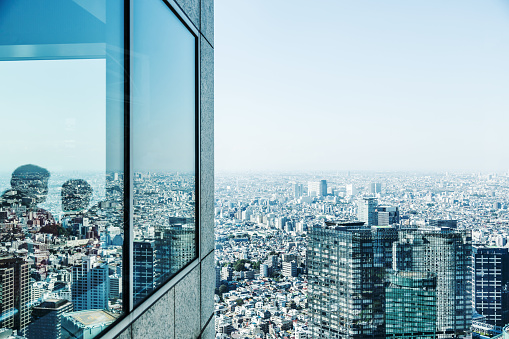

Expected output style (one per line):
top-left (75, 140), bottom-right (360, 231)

top-left (386, 272), bottom-right (437, 338)
top-left (133, 240), bottom-right (157, 301)
top-left (308, 223), bottom-right (472, 339)
top-left (0, 256), bottom-right (30, 335)
top-left (392, 228), bottom-right (472, 338)
top-left (472, 246), bottom-right (509, 327)
top-left (71, 256), bottom-right (109, 311)
top-left (293, 183), bottom-right (303, 198)
top-left (307, 222), bottom-right (398, 338)
top-left (370, 182), bottom-right (382, 195)
top-left (357, 197), bottom-right (378, 226)
top-left (28, 299), bottom-right (73, 339)
top-left (154, 224), bottom-right (195, 282)
top-left (308, 180), bottom-right (327, 197)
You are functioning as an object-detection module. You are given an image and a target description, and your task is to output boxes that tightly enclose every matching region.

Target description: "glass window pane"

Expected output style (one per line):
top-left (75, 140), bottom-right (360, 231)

top-left (0, 1), bottom-right (124, 338)
top-left (132, 0), bottom-right (197, 305)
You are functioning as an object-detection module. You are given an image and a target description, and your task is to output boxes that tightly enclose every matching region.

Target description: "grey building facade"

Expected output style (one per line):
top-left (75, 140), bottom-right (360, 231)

top-left (109, 1), bottom-right (215, 337)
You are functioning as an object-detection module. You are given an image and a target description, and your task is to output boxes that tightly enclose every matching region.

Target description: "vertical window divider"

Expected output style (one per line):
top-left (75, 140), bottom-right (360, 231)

top-left (123, 0), bottom-right (133, 314)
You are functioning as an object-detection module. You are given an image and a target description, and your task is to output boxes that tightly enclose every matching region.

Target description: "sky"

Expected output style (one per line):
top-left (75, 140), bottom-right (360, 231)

top-left (0, 0), bottom-right (195, 174)
top-left (0, 59), bottom-right (106, 173)
top-left (215, 0), bottom-right (509, 173)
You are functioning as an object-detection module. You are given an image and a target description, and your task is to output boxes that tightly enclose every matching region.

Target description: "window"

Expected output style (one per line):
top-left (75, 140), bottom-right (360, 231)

top-left (0, 0), bottom-right (198, 337)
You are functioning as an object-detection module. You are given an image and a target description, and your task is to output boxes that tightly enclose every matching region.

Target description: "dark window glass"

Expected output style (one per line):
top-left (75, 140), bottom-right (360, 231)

top-left (0, 1), bottom-right (124, 338)
top-left (131, 0), bottom-right (197, 305)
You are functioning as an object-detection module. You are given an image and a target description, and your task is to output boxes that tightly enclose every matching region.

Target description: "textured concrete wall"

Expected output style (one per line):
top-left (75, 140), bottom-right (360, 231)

top-left (111, 0), bottom-right (214, 338)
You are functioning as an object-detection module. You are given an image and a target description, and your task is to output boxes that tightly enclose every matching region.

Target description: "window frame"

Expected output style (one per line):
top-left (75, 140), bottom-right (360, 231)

top-left (102, 0), bottom-right (201, 337)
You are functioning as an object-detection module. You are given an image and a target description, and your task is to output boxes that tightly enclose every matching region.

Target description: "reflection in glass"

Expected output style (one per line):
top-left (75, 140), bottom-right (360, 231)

top-left (0, 1), bottom-right (123, 338)
top-left (132, 0), bottom-right (196, 304)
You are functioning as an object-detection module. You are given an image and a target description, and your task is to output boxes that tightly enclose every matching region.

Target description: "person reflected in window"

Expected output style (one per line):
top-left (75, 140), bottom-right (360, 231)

top-left (0, 164), bottom-right (55, 239)
top-left (61, 179), bottom-right (92, 214)
top-left (61, 179), bottom-right (94, 239)
top-left (0, 164), bottom-right (50, 209)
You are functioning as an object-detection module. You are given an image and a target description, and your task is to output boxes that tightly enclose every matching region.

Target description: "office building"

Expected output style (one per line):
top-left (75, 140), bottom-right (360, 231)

top-left (133, 240), bottom-right (157, 301)
top-left (215, 267), bottom-right (221, 288)
top-left (370, 182), bottom-right (382, 195)
top-left (346, 184), bottom-right (357, 197)
top-left (0, 257), bottom-right (30, 335)
top-left (393, 228), bottom-right (472, 338)
top-left (308, 180), bottom-right (327, 197)
top-left (386, 271), bottom-right (437, 338)
top-left (357, 197), bottom-right (378, 226)
top-left (307, 222), bottom-right (398, 338)
top-left (282, 261), bottom-right (297, 277)
top-left (472, 246), bottom-right (509, 327)
top-left (109, 275), bottom-right (122, 299)
top-left (308, 223), bottom-right (471, 339)
top-left (71, 256), bottom-right (109, 311)
top-left (154, 225), bottom-right (196, 282)
top-left (376, 206), bottom-right (400, 225)
top-left (293, 184), bottom-right (304, 198)
top-left (28, 299), bottom-right (73, 339)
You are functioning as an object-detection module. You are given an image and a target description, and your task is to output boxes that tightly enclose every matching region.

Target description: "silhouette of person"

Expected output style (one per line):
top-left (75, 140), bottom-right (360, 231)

top-left (61, 179), bottom-right (96, 239)
top-left (61, 179), bottom-right (92, 214)
top-left (0, 164), bottom-right (50, 210)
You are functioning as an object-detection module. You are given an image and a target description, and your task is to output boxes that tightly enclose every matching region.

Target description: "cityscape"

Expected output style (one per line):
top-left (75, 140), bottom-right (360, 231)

top-left (0, 166), bottom-right (196, 338)
top-left (1, 0), bottom-right (509, 338)
top-left (213, 171), bottom-right (509, 338)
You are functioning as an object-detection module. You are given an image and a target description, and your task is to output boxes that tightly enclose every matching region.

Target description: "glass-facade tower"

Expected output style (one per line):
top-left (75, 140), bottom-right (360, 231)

top-left (308, 223), bottom-right (472, 339)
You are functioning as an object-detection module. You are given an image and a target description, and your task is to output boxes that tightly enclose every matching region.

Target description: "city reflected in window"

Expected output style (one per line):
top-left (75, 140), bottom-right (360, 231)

top-left (0, 1), bottom-right (124, 338)
top-left (131, 0), bottom-right (197, 305)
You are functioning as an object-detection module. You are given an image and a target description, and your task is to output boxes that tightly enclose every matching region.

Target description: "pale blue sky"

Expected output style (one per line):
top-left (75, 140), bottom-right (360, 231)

top-left (215, 0), bottom-right (509, 172)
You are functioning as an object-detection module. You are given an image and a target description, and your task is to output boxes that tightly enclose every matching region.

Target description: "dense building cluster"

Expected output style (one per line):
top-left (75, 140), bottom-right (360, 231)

top-left (0, 166), bottom-right (196, 338)
top-left (214, 172), bottom-right (509, 338)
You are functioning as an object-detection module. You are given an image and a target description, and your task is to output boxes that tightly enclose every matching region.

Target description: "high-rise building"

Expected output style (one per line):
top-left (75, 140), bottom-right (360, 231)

top-left (282, 261), bottom-right (297, 277)
top-left (307, 222), bottom-right (398, 338)
top-left (0, 263), bottom-right (15, 330)
top-left (370, 182), bottom-right (382, 195)
top-left (215, 267), bottom-right (221, 288)
top-left (0, 256), bottom-right (30, 335)
top-left (109, 275), bottom-right (122, 299)
top-left (393, 228), bottom-right (472, 338)
top-left (346, 184), bottom-right (357, 197)
top-left (71, 256), bottom-right (109, 311)
top-left (386, 271), bottom-right (437, 338)
top-left (154, 225), bottom-right (195, 282)
top-left (133, 240), bottom-right (157, 301)
top-left (308, 223), bottom-right (471, 339)
top-left (472, 246), bottom-right (509, 327)
top-left (308, 180), bottom-right (327, 197)
top-left (293, 183), bottom-right (303, 198)
top-left (357, 197), bottom-right (378, 226)
top-left (221, 266), bottom-right (233, 282)
top-left (28, 299), bottom-right (73, 339)
top-left (376, 206), bottom-right (400, 225)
